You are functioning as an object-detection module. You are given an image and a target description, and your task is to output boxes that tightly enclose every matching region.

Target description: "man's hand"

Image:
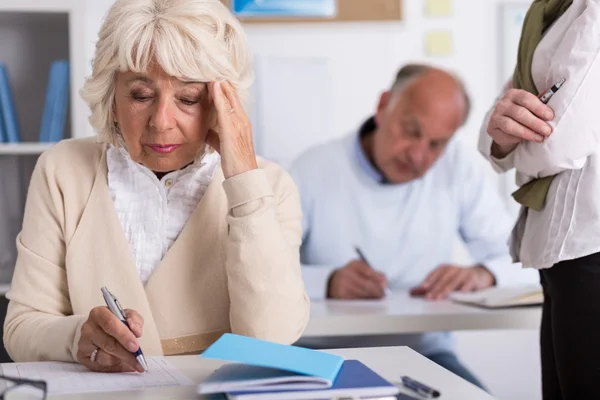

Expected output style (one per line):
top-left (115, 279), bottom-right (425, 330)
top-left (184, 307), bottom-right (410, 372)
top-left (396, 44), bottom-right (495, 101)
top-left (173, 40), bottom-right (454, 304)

top-left (410, 265), bottom-right (495, 301)
top-left (328, 260), bottom-right (387, 300)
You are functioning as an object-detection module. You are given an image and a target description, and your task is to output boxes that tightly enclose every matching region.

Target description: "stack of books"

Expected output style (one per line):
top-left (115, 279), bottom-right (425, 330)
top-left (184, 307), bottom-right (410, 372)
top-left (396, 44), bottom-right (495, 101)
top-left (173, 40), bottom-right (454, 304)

top-left (197, 333), bottom-right (404, 400)
top-left (0, 60), bottom-right (69, 144)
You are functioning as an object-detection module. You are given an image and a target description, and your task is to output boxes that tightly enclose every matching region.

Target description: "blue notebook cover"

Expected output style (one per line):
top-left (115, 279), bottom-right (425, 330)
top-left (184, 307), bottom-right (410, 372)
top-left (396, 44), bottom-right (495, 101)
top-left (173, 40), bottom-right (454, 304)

top-left (225, 360), bottom-right (400, 400)
top-left (0, 64), bottom-right (20, 143)
top-left (201, 334), bottom-right (344, 384)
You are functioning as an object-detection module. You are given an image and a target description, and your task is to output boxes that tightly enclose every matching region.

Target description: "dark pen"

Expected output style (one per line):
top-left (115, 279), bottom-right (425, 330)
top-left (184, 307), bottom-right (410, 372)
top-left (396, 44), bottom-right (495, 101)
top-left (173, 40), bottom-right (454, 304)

top-left (539, 78), bottom-right (566, 104)
top-left (401, 376), bottom-right (441, 398)
top-left (101, 286), bottom-right (148, 372)
top-left (354, 246), bottom-right (391, 295)
top-left (354, 246), bottom-right (373, 266)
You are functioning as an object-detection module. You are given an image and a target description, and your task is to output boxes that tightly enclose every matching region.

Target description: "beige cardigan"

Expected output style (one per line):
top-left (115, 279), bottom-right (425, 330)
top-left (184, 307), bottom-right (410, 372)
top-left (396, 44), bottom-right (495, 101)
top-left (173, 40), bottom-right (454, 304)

top-left (3, 138), bottom-right (310, 362)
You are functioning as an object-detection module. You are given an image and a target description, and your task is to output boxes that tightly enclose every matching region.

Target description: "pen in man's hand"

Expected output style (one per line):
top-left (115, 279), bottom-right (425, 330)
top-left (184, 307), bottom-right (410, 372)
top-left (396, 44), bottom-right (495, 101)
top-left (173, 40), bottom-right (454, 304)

top-left (355, 247), bottom-right (372, 266)
top-left (101, 286), bottom-right (148, 372)
top-left (354, 246), bottom-right (391, 295)
top-left (539, 78), bottom-right (566, 104)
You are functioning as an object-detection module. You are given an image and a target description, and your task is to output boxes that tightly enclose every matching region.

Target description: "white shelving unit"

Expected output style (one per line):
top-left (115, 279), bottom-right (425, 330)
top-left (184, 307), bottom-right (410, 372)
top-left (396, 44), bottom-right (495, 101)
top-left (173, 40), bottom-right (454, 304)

top-left (0, 0), bottom-right (88, 295)
top-left (0, 0), bottom-right (88, 154)
top-left (0, 0), bottom-right (76, 13)
top-left (0, 143), bottom-right (55, 155)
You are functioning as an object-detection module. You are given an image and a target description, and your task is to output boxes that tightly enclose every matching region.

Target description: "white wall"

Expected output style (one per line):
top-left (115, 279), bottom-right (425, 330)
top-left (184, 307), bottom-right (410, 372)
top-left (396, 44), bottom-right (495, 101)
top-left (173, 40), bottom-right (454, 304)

top-left (82, 1), bottom-right (540, 398)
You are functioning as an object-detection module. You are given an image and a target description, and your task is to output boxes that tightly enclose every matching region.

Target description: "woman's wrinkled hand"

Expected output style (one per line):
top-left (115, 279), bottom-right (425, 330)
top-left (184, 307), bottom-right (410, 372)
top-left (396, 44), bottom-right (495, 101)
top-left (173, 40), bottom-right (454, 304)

top-left (206, 81), bottom-right (258, 179)
top-left (77, 307), bottom-right (145, 373)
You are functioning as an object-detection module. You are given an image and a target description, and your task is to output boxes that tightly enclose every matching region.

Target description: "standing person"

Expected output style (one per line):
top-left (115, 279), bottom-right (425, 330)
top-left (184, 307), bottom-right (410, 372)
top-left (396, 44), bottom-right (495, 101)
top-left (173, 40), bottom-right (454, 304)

top-left (479, 0), bottom-right (600, 398)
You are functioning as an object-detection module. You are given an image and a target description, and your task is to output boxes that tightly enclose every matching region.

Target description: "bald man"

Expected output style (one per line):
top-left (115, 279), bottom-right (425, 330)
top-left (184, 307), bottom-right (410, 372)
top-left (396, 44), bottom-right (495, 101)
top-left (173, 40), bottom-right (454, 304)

top-left (289, 64), bottom-right (537, 389)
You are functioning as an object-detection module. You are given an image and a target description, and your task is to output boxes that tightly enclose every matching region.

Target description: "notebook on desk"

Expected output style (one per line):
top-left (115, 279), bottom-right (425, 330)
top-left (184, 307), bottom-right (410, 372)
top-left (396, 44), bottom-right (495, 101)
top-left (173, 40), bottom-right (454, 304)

top-left (198, 333), bottom-right (399, 399)
top-left (449, 285), bottom-right (543, 309)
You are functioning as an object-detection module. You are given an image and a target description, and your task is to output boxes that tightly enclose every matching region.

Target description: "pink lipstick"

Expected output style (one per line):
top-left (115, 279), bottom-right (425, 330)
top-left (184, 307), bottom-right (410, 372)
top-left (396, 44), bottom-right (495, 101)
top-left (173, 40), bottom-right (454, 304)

top-left (147, 144), bottom-right (180, 154)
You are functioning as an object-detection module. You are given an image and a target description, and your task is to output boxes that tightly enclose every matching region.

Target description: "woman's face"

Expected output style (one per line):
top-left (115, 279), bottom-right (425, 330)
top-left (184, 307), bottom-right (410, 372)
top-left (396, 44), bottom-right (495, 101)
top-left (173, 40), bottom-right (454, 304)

top-left (113, 63), bottom-right (212, 172)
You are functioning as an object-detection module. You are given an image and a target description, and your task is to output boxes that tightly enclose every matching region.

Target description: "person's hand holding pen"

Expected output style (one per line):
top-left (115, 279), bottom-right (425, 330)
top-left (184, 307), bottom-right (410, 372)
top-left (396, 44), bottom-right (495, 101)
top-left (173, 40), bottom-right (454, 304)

top-left (327, 248), bottom-right (388, 299)
top-left (76, 305), bottom-right (145, 373)
top-left (487, 79), bottom-right (565, 159)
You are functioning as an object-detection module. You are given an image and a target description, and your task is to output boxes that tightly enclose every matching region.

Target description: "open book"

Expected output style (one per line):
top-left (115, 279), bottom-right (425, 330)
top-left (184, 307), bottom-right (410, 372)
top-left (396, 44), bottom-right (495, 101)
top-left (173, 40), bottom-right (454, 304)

top-left (449, 285), bottom-right (543, 309)
top-left (198, 334), bottom-right (399, 400)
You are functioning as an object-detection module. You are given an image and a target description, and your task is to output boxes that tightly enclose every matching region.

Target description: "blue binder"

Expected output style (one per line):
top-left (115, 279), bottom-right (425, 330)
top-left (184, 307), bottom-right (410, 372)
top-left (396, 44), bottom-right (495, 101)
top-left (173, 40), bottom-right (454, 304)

top-left (39, 60), bottom-right (69, 143)
top-left (49, 61), bottom-right (69, 142)
top-left (0, 64), bottom-right (20, 143)
top-left (0, 96), bottom-right (6, 143)
top-left (198, 334), bottom-right (400, 400)
top-left (39, 62), bottom-right (60, 142)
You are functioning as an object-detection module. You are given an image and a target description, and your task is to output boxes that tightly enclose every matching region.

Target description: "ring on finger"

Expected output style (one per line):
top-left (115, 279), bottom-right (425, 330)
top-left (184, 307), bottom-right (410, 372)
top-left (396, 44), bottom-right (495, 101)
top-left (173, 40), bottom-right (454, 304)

top-left (90, 347), bottom-right (99, 363)
top-left (229, 108), bottom-right (235, 114)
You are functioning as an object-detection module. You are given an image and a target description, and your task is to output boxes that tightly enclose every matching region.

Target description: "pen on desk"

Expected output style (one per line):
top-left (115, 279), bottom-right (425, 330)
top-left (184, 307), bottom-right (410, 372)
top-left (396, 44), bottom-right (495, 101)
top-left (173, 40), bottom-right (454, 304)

top-left (539, 78), bottom-right (566, 104)
top-left (101, 286), bottom-right (148, 372)
top-left (401, 376), bottom-right (441, 399)
top-left (354, 246), bottom-right (391, 296)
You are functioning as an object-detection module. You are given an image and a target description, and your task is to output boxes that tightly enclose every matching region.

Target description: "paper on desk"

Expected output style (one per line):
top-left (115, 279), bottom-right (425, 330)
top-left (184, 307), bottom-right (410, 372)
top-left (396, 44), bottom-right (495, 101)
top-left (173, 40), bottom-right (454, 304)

top-left (1, 357), bottom-right (194, 395)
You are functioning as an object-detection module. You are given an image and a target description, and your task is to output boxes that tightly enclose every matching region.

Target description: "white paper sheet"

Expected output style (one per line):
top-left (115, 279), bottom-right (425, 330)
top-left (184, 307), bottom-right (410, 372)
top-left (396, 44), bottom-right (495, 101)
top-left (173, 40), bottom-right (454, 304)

top-left (1, 357), bottom-right (194, 395)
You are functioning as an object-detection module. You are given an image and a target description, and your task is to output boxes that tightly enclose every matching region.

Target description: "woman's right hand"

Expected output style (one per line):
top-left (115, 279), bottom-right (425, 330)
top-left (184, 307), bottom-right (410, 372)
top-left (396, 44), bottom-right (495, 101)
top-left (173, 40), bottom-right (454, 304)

top-left (76, 306), bottom-right (145, 372)
top-left (487, 88), bottom-right (555, 158)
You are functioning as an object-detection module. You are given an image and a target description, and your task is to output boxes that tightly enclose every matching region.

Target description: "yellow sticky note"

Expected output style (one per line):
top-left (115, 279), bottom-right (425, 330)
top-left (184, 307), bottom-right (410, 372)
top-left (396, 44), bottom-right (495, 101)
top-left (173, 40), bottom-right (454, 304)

top-left (426, 0), bottom-right (453, 17)
top-left (425, 31), bottom-right (453, 56)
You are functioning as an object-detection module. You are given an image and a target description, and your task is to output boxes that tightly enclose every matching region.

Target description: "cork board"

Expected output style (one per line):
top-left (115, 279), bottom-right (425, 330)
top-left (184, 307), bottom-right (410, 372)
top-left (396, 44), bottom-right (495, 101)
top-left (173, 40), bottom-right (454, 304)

top-left (220, 0), bottom-right (402, 23)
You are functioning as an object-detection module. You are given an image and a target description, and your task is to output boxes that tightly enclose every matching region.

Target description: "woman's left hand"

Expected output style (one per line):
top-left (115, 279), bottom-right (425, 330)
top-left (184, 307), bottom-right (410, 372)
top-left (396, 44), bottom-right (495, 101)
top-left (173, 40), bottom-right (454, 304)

top-left (206, 81), bottom-right (258, 179)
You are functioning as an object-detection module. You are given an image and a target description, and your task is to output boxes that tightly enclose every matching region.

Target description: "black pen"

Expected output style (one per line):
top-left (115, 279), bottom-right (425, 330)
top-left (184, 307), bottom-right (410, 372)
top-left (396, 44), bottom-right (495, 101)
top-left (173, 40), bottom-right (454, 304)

top-left (354, 246), bottom-right (391, 295)
top-left (101, 286), bottom-right (148, 372)
top-left (401, 376), bottom-right (440, 398)
top-left (355, 246), bottom-right (373, 266)
top-left (539, 78), bottom-right (566, 104)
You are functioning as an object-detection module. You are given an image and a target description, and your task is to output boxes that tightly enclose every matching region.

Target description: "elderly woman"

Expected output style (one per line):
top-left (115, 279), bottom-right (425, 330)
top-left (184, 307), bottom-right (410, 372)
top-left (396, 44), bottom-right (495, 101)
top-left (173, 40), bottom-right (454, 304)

top-left (3, 0), bottom-right (309, 373)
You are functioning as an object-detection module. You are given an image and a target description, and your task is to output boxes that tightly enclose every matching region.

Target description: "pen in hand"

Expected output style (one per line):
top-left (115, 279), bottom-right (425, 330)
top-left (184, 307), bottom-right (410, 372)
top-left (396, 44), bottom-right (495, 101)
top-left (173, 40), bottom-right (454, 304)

top-left (354, 247), bottom-right (390, 296)
top-left (539, 78), bottom-right (566, 104)
top-left (101, 286), bottom-right (149, 372)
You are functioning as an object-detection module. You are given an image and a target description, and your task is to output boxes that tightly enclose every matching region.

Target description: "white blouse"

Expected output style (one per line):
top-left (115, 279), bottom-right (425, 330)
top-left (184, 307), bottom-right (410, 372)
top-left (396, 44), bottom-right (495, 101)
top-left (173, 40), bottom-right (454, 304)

top-left (479, 0), bottom-right (600, 269)
top-left (106, 145), bottom-right (220, 283)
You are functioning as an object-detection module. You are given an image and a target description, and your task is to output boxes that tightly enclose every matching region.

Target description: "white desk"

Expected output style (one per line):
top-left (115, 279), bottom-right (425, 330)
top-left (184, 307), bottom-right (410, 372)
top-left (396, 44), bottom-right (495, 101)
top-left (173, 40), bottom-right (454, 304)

top-left (31, 347), bottom-right (493, 399)
top-left (304, 292), bottom-right (541, 337)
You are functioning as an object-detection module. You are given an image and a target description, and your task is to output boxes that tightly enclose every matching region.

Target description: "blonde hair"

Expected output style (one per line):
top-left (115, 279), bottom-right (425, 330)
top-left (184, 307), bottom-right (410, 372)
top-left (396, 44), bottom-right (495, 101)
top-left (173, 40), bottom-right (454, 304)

top-left (81, 0), bottom-right (254, 143)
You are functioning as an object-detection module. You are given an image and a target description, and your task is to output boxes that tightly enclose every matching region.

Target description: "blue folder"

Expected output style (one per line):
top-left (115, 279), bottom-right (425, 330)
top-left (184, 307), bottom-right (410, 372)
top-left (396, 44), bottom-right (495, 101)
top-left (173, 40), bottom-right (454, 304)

top-left (0, 64), bottom-right (20, 143)
top-left (200, 360), bottom-right (400, 400)
top-left (201, 333), bottom-right (344, 384)
top-left (198, 334), bottom-right (400, 400)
